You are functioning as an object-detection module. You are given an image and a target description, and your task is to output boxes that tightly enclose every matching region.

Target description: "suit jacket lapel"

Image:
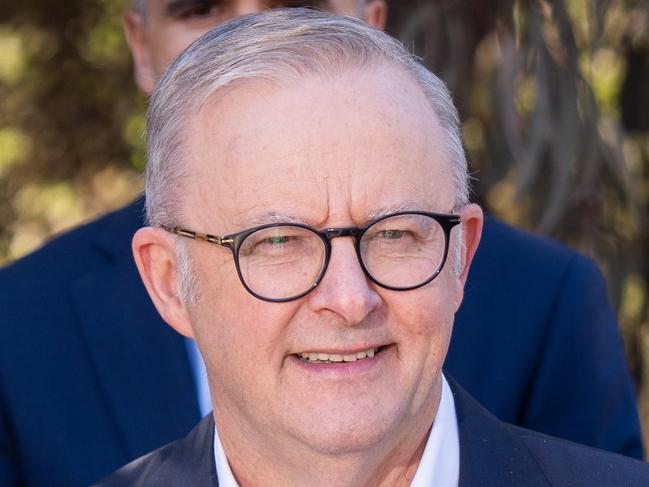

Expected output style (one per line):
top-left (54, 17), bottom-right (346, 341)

top-left (163, 414), bottom-right (219, 485)
top-left (449, 377), bottom-right (550, 487)
top-left (72, 199), bottom-right (200, 459)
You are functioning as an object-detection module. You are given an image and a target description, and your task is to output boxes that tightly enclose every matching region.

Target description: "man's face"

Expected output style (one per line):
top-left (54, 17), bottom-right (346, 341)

top-left (124, 0), bottom-right (385, 93)
top-left (170, 64), bottom-right (482, 454)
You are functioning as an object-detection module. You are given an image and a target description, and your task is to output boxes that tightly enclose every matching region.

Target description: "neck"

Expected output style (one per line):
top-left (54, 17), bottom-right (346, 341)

top-left (213, 379), bottom-right (443, 487)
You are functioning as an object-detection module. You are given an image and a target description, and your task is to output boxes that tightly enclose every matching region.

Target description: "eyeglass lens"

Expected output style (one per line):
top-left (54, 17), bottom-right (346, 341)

top-left (360, 213), bottom-right (446, 288)
top-left (236, 213), bottom-right (448, 301)
top-left (238, 225), bottom-right (327, 299)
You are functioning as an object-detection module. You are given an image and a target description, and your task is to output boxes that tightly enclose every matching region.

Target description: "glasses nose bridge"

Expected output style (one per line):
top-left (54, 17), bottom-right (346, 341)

top-left (317, 226), bottom-right (369, 290)
top-left (322, 227), bottom-right (363, 242)
top-left (319, 226), bottom-right (365, 275)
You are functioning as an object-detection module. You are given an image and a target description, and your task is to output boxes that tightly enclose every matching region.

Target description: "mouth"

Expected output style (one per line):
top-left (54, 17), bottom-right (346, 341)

top-left (295, 347), bottom-right (382, 364)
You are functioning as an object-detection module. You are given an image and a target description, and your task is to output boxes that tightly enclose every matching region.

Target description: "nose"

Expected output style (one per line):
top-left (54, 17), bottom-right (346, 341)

top-left (307, 237), bottom-right (381, 324)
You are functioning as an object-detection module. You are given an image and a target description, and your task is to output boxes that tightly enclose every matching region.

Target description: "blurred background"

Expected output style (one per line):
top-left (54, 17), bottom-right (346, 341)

top-left (1, 0), bottom-right (649, 444)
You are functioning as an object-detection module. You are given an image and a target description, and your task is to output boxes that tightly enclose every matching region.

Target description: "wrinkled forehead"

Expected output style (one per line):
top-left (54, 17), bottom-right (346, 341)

top-left (181, 65), bottom-right (456, 228)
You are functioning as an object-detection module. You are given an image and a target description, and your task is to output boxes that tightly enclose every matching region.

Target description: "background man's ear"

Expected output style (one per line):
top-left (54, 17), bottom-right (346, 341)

top-left (132, 227), bottom-right (195, 338)
top-left (123, 9), bottom-right (156, 94)
top-left (362, 0), bottom-right (388, 31)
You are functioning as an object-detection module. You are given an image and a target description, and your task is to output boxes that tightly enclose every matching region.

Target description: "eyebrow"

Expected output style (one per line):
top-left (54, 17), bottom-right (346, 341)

top-left (364, 202), bottom-right (425, 221)
top-left (243, 202), bottom-right (432, 229)
top-left (246, 211), bottom-right (305, 227)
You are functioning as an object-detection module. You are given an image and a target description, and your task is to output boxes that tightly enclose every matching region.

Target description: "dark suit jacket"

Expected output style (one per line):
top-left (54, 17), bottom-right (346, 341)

top-left (0, 199), bottom-right (642, 487)
top-left (93, 379), bottom-right (649, 487)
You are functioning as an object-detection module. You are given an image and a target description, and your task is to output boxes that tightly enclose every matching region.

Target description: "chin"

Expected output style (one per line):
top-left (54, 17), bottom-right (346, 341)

top-left (280, 402), bottom-right (404, 455)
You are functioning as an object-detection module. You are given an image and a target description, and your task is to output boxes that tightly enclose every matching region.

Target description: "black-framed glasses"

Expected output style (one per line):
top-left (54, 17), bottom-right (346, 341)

top-left (162, 211), bottom-right (461, 303)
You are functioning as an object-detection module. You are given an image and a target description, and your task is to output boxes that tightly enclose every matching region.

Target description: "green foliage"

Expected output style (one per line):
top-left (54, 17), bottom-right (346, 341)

top-left (0, 27), bottom-right (27, 84)
top-left (0, 0), bottom-right (142, 259)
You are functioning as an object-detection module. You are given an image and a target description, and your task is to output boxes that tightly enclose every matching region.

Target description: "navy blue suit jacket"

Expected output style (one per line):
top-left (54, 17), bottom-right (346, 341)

top-left (0, 199), bottom-right (642, 486)
top-left (93, 379), bottom-right (649, 487)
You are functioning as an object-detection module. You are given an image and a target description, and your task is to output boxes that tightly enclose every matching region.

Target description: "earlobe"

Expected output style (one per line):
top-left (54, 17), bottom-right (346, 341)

top-left (453, 204), bottom-right (483, 309)
top-left (123, 10), bottom-right (156, 94)
top-left (362, 0), bottom-right (388, 31)
top-left (132, 227), bottom-right (195, 338)
top-left (457, 204), bottom-right (483, 285)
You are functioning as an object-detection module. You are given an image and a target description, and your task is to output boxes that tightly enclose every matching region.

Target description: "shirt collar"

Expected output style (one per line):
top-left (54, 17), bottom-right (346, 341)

top-left (409, 374), bottom-right (460, 487)
top-left (213, 374), bottom-right (459, 487)
top-left (214, 418), bottom-right (238, 487)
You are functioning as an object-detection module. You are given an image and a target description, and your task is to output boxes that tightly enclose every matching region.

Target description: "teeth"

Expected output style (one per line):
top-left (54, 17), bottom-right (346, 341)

top-left (297, 348), bottom-right (379, 364)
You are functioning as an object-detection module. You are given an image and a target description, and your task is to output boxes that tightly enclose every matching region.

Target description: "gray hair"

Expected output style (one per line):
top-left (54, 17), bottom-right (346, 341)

top-left (145, 8), bottom-right (470, 300)
top-left (175, 238), bottom-right (201, 304)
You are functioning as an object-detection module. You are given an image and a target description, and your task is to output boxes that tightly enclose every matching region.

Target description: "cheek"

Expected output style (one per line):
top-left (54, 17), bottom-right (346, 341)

top-left (189, 255), bottom-right (302, 374)
top-left (407, 297), bottom-right (454, 348)
top-left (385, 278), bottom-right (457, 370)
top-left (395, 276), bottom-right (457, 336)
top-left (188, 292), bottom-right (302, 415)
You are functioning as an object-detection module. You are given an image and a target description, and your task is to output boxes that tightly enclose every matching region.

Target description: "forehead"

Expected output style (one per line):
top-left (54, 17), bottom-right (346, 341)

top-left (183, 63), bottom-right (456, 229)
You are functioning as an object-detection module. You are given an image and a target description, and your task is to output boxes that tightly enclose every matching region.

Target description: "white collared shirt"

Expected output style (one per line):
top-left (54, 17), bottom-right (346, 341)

top-left (409, 375), bottom-right (460, 487)
top-left (212, 374), bottom-right (460, 487)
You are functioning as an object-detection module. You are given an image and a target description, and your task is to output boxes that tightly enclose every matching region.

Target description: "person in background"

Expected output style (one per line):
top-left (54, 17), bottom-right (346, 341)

top-left (0, 1), bottom-right (642, 486)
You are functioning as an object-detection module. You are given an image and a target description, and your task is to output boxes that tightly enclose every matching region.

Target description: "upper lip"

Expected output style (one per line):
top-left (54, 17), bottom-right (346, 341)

top-left (292, 344), bottom-right (388, 355)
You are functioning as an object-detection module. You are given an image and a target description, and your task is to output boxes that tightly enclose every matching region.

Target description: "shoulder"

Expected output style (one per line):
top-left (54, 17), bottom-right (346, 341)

top-left (475, 219), bottom-right (615, 330)
top-left (0, 199), bottom-right (145, 362)
top-left (0, 198), bottom-right (144, 282)
top-left (0, 199), bottom-right (144, 298)
top-left (478, 215), bottom-right (597, 278)
top-left (514, 426), bottom-right (649, 486)
top-left (93, 415), bottom-right (217, 487)
top-left (466, 215), bottom-right (607, 318)
top-left (457, 216), bottom-right (608, 343)
top-left (449, 379), bottom-right (649, 486)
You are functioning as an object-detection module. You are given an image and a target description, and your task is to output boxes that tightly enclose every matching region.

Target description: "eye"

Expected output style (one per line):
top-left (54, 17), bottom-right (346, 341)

top-left (241, 230), bottom-right (306, 257)
top-left (265, 236), bottom-right (291, 245)
top-left (172, 1), bottom-right (220, 20)
top-left (378, 229), bottom-right (405, 240)
top-left (268, 1), bottom-right (328, 8)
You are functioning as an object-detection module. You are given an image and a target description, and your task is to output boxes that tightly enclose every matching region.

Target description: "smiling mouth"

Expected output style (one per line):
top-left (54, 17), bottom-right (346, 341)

top-left (295, 347), bottom-right (380, 364)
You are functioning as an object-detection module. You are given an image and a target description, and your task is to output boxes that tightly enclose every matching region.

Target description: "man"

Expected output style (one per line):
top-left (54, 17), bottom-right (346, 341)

top-left (0, 1), bottom-right (641, 487)
top-left (96, 10), bottom-right (649, 485)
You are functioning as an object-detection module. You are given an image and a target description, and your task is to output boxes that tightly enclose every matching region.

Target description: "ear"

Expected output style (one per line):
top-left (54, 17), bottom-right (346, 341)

top-left (362, 0), bottom-right (388, 31)
top-left (132, 227), bottom-right (195, 338)
top-left (123, 9), bottom-right (156, 94)
top-left (453, 204), bottom-right (483, 310)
